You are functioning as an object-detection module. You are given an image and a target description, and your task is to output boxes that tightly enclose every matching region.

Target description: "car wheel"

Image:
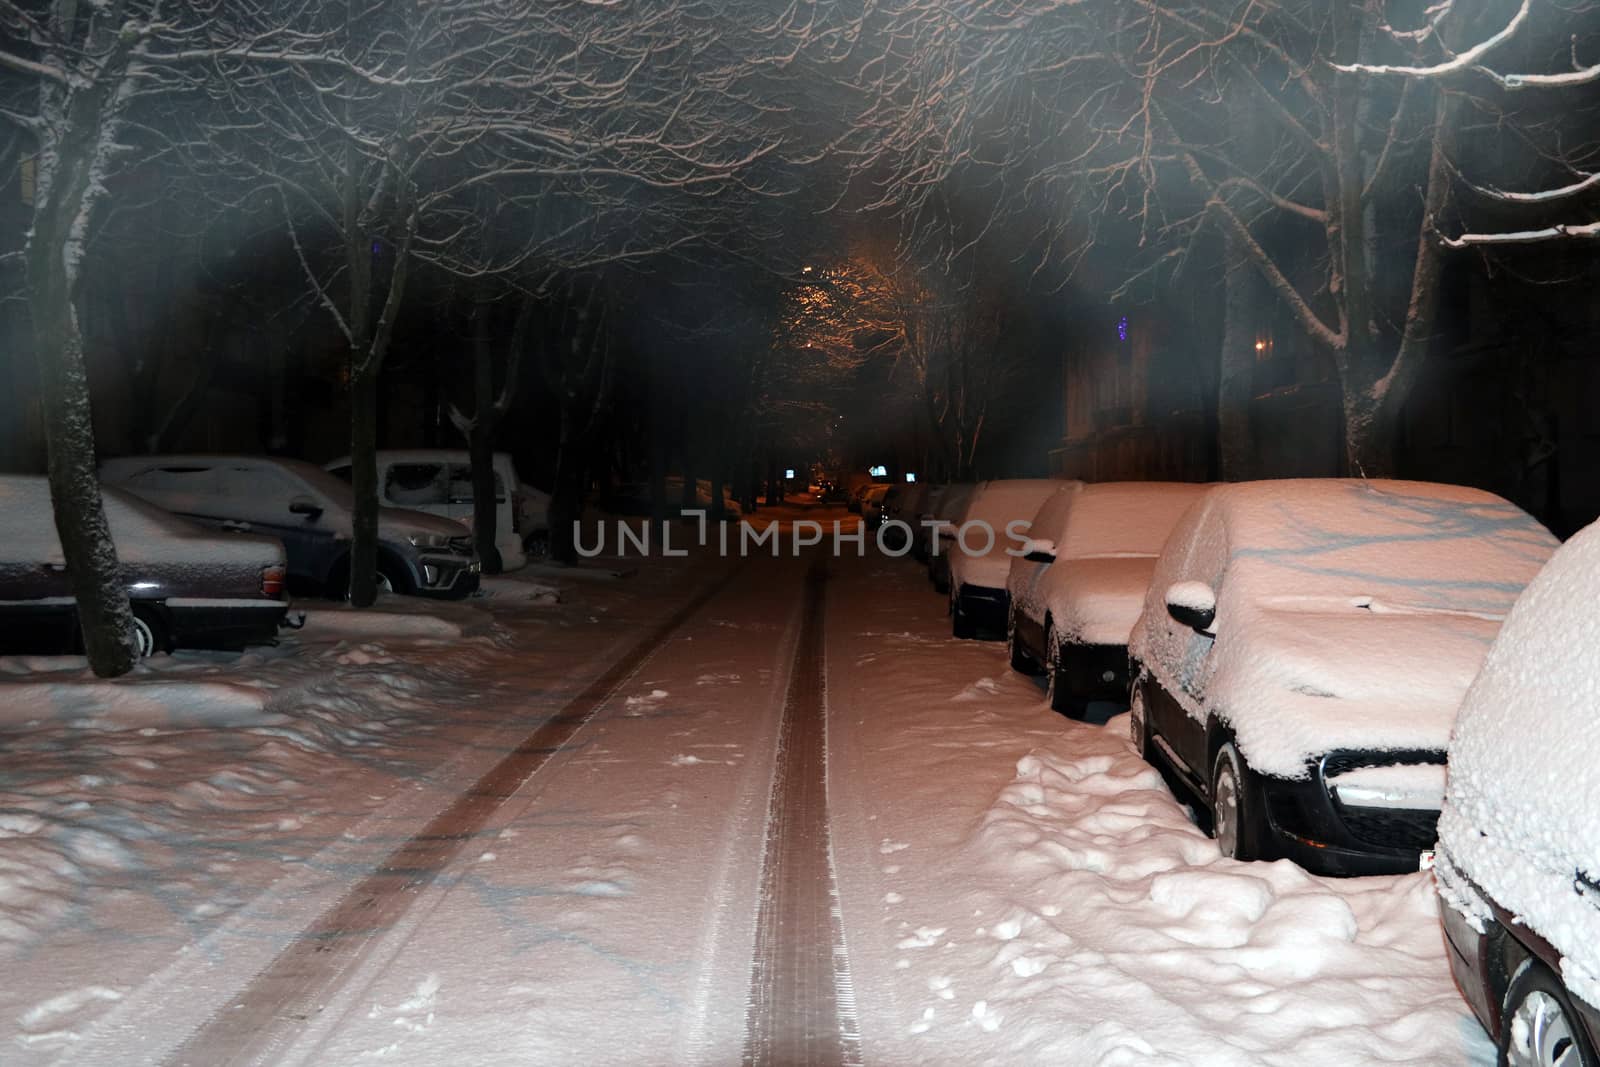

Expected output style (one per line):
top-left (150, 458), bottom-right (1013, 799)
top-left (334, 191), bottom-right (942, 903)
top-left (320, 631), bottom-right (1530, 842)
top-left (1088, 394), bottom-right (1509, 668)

top-left (1500, 960), bottom-right (1599, 1067)
top-left (1211, 742), bottom-right (1260, 861)
top-left (1008, 611), bottom-right (1039, 674)
top-left (1044, 626), bottom-right (1083, 717)
top-left (951, 588), bottom-right (977, 639)
top-left (131, 608), bottom-right (168, 658)
top-left (523, 529), bottom-right (550, 561)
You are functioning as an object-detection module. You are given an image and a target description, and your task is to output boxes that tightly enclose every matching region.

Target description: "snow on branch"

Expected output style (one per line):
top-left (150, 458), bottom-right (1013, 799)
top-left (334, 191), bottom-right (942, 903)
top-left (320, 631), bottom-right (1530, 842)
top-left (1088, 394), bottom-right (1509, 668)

top-left (1441, 220), bottom-right (1600, 247)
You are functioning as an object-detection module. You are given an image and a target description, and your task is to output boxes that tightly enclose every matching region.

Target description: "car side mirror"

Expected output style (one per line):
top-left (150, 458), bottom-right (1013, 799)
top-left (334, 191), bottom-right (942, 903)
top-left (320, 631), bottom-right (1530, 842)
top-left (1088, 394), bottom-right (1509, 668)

top-left (1020, 537), bottom-right (1057, 564)
top-left (289, 495), bottom-right (323, 520)
top-left (1166, 581), bottom-right (1216, 632)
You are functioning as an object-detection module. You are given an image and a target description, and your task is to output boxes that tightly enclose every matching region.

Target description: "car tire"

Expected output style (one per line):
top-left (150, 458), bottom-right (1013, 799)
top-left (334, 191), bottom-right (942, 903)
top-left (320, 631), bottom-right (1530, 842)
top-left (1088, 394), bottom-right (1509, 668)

top-left (1008, 611), bottom-right (1040, 674)
top-left (523, 529), bottom-right (550, 562)
top-left (131, 607), bottom-right (169, 658)
top-left (951, 588), bottom-right (977, 640)
top-left (1211, 742), bottom-right (1261, 862)
top-left (1499, 959), bottom-right (1599, 1067)
top-left (1044, 626), bottom-right (1084, 718)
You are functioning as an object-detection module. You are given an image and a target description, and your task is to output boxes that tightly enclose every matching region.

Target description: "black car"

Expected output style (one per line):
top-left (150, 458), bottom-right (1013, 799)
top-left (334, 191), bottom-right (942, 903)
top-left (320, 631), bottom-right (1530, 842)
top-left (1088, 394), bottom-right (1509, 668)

top-left (0, 476), bottom-right (288, 656)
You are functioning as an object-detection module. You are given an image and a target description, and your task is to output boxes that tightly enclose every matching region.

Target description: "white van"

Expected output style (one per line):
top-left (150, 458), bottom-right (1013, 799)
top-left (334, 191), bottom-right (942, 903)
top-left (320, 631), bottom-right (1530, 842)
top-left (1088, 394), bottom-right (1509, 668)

top-left (324, 450), bottom-right (548, 571)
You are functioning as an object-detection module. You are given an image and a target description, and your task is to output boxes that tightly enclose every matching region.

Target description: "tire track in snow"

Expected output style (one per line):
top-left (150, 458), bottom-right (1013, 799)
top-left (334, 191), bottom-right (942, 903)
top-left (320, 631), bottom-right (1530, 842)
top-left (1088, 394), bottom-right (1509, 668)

top-left (161, 560), bottom-right (744, 1067)
top-left (742, 559), bottom-right (862, 1067)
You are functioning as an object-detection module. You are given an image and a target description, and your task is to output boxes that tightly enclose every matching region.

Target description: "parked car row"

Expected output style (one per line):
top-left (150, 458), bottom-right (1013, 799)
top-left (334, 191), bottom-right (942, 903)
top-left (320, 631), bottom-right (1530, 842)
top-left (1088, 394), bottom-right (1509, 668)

top-left (0, 448), bottom-right (564, 658)
top-left (908, 473), bottom-right (1595, 1064)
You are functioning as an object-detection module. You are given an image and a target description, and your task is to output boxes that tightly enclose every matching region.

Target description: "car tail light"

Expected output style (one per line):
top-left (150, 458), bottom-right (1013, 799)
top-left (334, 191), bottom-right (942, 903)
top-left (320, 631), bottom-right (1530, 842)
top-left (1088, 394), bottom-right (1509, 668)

top-left (260, 564), bottom-right (286, 598)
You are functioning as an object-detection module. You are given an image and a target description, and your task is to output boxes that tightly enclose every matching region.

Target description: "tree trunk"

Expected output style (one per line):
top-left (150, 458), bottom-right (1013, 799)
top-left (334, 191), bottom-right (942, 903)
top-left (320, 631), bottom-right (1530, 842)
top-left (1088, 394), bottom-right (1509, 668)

top-left (1341, 383), bottom-right (1398, 478)
top-left (27, 57), bottom-right (136, 677)
top-left (31, 272), bottom-right (137, 677)
top-left (347, 365), bottom-right (381, 604)
top-left (1217, 232), bottom-right (1257, 481)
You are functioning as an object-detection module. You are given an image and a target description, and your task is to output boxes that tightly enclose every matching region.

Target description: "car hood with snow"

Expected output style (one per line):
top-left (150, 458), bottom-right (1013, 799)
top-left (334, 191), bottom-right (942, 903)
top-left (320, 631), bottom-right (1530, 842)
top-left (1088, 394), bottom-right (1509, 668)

top-left (1132, 479), bottom-right (1557, 780)
top-left (1035, 556), bottom-right (1160, 647)
top-left (1436, 520), bottom-right (1600, 1010)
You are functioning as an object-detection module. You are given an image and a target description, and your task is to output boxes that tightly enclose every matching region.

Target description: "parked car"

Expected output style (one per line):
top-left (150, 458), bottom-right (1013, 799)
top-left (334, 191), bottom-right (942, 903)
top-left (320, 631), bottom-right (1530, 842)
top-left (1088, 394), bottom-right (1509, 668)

top-left (1009, 482), bottom-right (1208, 718)
top-left (860, 483), bottom-right (892, 529)
top-left (910, 484), bottom-right (948, 562)
top-left (927, 483), bottom-right (975, 591)
top-left (323, 450), bottom-right (547, 570)
top-left (947, 479), bottom-right (1075, 639)
top-left (101, 455), bottom-right (480, 600)
top-left (847, 481), bottom-right (876, 515)
top-left (0, 476), bottom-right (287, 656)
top-left (1127, 479), bottom-right (1556, 876)
top-left (1435, 521), bottom-right (1600, 1066)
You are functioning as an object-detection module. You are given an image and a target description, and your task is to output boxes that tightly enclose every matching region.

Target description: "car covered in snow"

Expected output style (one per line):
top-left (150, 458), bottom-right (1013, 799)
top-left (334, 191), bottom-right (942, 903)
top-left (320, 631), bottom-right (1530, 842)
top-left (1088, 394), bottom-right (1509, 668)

top-left (946, 479), bottom-right (1077, 639)
top-left (323, 449), bottom-right (548, 569)
top-left (926, 483), bottom-right (973, 586)
top-left (101, 455), bottom-right (480, 600)
top-left (0, 476), bottom-right (288, 656)
top-left (1008, 481), bottom-right (1207, 718)
top-left (1435, 521), bottom-right (1600, 1066)
top-left (1127, 479), bottom-right (1556, 876)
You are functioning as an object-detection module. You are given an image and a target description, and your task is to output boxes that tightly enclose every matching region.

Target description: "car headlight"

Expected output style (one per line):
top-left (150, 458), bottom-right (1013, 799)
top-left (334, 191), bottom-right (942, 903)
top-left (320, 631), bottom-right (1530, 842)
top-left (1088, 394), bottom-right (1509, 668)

top-left (407, 533), bottom-right (452, 549)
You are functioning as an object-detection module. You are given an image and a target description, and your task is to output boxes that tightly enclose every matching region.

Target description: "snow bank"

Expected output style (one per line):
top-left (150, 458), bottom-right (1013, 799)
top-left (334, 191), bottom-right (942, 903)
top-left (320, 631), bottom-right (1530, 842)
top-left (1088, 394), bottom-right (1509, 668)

top-left (0, 677), bottom-right (273, 729)
top-left (1438, 520), bottom-right (1600, 1009)
top-left (295, 605), bottom-right (467, 640)
top-left (1132, 480), bottom-right (1556, 778)
top-left (958, 720), bottom-right (1489, 1064)
top-left (474, 575), bottom-right (561, 603)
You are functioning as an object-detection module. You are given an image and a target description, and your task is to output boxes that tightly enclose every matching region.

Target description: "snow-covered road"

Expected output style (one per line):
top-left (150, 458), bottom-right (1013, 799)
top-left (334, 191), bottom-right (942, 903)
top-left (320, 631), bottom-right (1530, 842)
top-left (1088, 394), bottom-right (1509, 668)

top-left (0, 525), bottom-right (1494, 1065)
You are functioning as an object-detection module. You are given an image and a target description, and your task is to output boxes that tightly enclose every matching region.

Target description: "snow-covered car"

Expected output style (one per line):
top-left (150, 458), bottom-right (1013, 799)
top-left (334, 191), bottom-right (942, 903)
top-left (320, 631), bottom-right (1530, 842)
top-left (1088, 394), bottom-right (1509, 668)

top-left (1008, 481), bottom-right (1207, 718)
top-left (0, 476), bottom-right (288, 656)
top-left (101, 455), bottom-right (480, 600)
top-left (926, 482), bottom-right (974, 591)
top-left (1128, 479), bottom-right (1556, 877)
top-left (947, 479), bottom-right (1077, 639)
top-left (323, 449), bottom-right (546, 570)
top-left (1435, 521), bottom-right (1600, 1066)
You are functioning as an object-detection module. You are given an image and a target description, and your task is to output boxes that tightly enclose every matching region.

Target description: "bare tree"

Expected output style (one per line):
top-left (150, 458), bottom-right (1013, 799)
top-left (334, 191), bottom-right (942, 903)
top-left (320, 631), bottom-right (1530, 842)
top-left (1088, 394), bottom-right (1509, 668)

top-left (844, 0), bottom-right (1595, 475)
top-left (0, 0), bottom-right (319, 674)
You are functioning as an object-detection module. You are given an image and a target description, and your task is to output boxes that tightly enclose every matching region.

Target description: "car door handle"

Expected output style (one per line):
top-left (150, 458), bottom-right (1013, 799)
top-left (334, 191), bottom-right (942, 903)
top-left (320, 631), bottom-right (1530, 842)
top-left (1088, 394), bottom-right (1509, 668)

top-left (220, 520), bottom-right (252, 532)
top-left (41, 562), bottom-right (67, 573)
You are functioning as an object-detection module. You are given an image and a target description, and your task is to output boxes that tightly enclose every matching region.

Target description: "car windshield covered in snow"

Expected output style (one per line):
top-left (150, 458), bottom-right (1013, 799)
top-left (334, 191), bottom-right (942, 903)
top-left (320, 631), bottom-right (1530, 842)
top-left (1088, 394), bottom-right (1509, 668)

top-left (1223, 480), bottom-right (1556, 619)
top-left (1057, 482), bottom-right (1209, 561)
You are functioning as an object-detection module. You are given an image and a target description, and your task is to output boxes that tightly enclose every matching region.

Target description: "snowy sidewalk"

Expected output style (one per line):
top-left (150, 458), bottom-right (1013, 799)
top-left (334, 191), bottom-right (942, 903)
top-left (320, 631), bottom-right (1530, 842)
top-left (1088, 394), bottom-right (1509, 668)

top-left (824, 552), bottom-right (1494, 1066)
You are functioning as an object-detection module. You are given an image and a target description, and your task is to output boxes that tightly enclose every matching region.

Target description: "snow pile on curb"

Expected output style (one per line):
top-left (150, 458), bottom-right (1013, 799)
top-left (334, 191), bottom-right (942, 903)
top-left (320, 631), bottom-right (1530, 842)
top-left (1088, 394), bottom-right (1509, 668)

top-left (0, 678), bottom-right (274, 729)
top-left (959, 719), bottom-right (1489, 1064)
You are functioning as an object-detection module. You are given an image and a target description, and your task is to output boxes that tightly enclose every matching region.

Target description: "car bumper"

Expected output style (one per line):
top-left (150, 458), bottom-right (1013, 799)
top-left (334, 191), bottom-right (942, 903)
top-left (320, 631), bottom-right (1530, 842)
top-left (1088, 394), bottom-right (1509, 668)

top-left (1254, 752), bottom-right (1443, 876)
top-left (955, 584), bottom-right (1009, 634)
top-left (1057, 642), bottom-right (1133, 707)
top-left (165, 599), bottom-right (289, 650)
top-left (413, 555), bottom-right (481, 599)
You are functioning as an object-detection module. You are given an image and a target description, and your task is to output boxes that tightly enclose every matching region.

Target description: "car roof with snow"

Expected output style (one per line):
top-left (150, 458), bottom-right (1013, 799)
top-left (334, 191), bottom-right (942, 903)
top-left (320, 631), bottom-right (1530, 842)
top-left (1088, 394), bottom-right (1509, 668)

top-left (1057, 481), bottom-right (1209, 560)
top-left (1, 475), bottom-right (284, 566)
top-left (1437, 520), bottom-right (1600, 1000)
